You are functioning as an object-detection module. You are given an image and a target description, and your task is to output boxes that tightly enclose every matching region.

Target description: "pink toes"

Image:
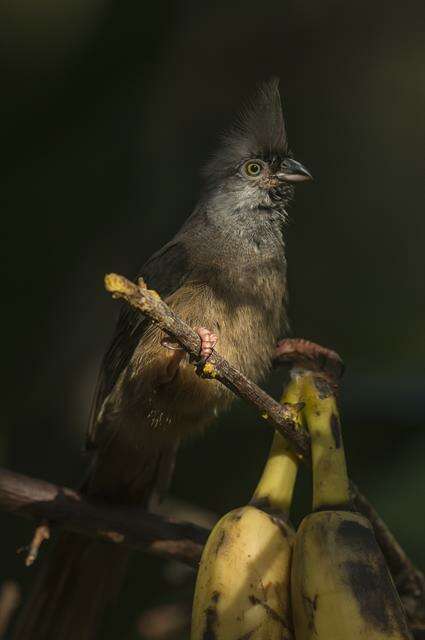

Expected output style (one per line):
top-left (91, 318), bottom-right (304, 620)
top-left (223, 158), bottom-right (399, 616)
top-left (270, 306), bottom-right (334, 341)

top-left (195, 326), bottom-right (218, 360)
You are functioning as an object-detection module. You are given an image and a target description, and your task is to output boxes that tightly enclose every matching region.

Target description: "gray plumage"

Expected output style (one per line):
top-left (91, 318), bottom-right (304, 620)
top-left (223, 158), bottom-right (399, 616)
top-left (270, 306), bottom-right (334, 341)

top-left (14, 78), bottom-right (312, 640)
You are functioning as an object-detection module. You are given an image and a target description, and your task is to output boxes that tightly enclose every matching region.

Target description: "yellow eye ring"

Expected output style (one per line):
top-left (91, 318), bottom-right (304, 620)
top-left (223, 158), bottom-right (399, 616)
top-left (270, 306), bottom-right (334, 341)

top-left (244, 160), bottom-right (264, 177)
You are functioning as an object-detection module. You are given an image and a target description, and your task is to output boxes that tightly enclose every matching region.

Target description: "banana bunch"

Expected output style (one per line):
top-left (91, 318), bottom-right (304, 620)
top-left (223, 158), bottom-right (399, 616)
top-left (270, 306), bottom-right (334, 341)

top-left (191, 378), bottom-right (303, 640)
top-left (191, 369), bottom-right (412, 639)
top-left (291, 372), bottom-right (411, 640)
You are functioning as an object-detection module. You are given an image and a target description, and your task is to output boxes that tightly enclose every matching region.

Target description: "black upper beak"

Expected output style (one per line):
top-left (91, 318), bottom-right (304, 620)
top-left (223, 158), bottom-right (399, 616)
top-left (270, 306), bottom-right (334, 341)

top-left (279, 159), bottom-right (313, 183)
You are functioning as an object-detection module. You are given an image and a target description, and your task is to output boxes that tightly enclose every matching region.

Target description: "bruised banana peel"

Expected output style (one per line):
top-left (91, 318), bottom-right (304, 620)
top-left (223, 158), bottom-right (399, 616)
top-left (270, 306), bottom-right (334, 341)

top-left (291, 372), bottom-right (411, 640)
top-left (190, 376), bottom-right (304, 640)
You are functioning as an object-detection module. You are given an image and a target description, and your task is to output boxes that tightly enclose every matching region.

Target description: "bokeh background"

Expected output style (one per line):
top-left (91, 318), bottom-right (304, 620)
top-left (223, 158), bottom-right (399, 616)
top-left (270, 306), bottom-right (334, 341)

top-left (1, 0), bottom-right (424, 637)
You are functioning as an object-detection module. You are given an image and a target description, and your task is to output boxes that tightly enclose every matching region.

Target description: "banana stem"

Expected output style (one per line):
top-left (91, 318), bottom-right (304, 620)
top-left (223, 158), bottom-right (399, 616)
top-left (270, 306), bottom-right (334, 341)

top-left (301, 372), bottom-right (351, 511)
top-left (251, 375), bottom-right (304, 517)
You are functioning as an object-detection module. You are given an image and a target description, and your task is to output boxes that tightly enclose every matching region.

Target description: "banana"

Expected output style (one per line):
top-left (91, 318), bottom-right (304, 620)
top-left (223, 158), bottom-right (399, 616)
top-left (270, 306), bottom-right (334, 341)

top-left (191, 377), bottom-right (303, 640)
top-left (291, 372), bottom-right (411, 640)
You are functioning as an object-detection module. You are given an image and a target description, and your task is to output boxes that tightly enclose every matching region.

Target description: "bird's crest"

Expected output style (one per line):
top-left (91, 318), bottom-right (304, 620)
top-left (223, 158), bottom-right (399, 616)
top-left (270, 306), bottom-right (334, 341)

top-left (204, 78), bottom-right (288, 181)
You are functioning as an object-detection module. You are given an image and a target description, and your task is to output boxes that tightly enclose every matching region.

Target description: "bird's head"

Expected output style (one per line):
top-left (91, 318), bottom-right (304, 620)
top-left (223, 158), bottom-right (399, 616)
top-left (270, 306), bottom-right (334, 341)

top-left (203, 78), bottom-right (312, 216)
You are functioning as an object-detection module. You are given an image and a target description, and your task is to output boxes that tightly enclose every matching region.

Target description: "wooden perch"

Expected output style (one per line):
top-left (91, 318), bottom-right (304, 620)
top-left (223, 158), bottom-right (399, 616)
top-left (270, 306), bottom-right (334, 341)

top-left (105, 274), bottom-right (309, 456)
top-left (104, 272), bottom-right (425, 631)
top-left (0, 467), bottom-right (207, 567)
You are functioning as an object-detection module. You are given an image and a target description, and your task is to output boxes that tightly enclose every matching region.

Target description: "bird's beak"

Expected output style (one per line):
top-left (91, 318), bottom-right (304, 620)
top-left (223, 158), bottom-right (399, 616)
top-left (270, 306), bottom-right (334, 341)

top-left (279, 159), bottom-right (313, 183)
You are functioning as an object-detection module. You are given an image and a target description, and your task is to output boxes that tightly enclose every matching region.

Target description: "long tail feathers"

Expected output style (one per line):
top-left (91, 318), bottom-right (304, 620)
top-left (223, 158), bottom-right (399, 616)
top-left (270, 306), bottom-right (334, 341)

top-left (14, 437), bottom-right (179, 639)
top-left (13, 533), bottom-right (129, 640)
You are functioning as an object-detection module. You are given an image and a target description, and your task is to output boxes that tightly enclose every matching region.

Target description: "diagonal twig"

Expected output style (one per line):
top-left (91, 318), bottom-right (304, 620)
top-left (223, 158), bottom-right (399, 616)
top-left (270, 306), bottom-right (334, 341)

top-left (104, 273), bottom-right (309, 457)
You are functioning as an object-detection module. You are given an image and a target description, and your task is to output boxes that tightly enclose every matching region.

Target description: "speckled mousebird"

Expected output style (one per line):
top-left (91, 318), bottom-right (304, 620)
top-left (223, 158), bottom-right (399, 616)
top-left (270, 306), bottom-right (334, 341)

top-left (14, 78), bottom-right (312, 640)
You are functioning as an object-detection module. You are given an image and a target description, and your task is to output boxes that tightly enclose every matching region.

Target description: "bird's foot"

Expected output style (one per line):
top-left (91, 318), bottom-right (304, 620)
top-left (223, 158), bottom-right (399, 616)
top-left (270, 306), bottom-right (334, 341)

top-left (195, 326), bottom-right (218, 361)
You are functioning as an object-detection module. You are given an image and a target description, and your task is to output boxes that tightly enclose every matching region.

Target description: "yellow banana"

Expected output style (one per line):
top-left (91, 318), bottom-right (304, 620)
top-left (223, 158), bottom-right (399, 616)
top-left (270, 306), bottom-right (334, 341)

top-left (191, 377), bottom-right (303, 640)
top-left (291, 372), bottom-right (411, 640)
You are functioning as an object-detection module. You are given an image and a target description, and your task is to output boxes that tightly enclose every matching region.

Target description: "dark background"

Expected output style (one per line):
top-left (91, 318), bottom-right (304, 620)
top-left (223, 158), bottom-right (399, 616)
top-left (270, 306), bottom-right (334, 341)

top-left (1, 0), bottom-right (424, 638)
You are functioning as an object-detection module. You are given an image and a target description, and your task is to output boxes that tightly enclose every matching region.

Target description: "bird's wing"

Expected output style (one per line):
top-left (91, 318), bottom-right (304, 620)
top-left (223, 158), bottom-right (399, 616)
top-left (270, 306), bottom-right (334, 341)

top-left (86, 238), bottom-right (191, 450)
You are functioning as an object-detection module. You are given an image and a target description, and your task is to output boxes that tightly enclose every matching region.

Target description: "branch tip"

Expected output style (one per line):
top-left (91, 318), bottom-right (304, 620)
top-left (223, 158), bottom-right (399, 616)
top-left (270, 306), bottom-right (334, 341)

top-left (104, 273), bottom-right (134, 296)
top-left (23, 522), bottom-right (50, 567)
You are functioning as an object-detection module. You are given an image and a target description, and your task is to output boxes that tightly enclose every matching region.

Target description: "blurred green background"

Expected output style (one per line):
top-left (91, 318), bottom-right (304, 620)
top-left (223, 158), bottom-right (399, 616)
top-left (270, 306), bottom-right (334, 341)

top-left (1, 0), bottom-right (424, 637)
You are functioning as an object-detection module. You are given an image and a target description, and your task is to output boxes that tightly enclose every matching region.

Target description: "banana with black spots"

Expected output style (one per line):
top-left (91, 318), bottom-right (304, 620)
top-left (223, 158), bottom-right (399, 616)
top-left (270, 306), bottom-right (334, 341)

top-left (191, 376), bottom-right (304, 640)
top-left (291, 372), bottom-right (411, 640)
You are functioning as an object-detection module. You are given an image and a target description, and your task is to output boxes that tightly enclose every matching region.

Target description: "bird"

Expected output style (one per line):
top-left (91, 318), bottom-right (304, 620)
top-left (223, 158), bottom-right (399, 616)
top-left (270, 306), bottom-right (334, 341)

top-left (14, 78), bottom-right (312, 640)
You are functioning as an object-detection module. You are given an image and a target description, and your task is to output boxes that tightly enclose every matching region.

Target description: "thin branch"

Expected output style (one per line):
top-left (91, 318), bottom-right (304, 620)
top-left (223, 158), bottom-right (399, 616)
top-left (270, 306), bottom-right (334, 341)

top-left (0, 467), bottom-right (207, 567)
top-left (104, 272), bottom-right (425, 629)
top-left (104, 274), bottom-right (309, 457)
top-left (352, 483), bottom-right (425, 630)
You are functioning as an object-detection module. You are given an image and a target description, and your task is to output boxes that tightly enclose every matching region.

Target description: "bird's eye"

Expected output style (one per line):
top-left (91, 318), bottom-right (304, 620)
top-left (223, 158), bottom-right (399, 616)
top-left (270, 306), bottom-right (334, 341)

top-left (244, 161), bottom-right (264, 177)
